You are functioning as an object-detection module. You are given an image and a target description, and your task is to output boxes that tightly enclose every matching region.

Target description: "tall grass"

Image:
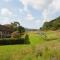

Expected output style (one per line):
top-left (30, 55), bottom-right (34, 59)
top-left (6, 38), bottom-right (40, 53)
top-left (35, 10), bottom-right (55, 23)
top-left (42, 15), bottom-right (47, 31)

top-left (0, 31), bottom-right (60, 60)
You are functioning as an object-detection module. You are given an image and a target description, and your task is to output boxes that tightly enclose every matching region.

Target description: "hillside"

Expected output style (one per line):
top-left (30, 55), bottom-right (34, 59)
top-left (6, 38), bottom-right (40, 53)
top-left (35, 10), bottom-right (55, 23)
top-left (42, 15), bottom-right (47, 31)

top-left (41, 16), bottom-right (60, 30)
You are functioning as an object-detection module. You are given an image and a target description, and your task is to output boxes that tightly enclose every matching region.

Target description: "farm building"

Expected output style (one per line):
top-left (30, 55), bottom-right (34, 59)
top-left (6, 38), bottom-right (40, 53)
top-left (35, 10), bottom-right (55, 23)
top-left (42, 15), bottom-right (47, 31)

top-left (0, 25), bottom-right (13, 38)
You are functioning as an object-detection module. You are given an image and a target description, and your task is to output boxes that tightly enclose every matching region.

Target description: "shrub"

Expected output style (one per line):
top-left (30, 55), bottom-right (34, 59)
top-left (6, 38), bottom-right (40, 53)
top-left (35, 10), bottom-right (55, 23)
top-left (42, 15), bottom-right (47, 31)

top-left (11, 31), bottom-right (21, 38)
top-left (24, 34), bottom-right (30, 44)
top-left (0, 34), bottom-right (30, 45)
top-left (0, 38), bottom-right (27, 45)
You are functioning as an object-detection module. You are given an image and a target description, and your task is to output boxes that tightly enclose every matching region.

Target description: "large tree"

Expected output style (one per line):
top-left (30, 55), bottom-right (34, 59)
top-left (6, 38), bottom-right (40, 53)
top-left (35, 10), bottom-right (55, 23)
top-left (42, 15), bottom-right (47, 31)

top-left (10, 22), bottom-right (20, 31)
top-left (5, 21), bottom-right (25, 34)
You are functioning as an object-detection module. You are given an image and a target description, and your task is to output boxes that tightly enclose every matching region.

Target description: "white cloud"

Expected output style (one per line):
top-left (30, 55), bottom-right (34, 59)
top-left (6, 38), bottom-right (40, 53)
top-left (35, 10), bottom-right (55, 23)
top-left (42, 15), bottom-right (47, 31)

top-left (20, 0), bottom-right (45, 10)
top-left (20, 0), bottom-right (53, 10)
top-left (0, 8), bottom-right (12, 17)
top-left (35, 20), bottom-right (40, 23)
top-left (20, 0), bottom-right (60, 19)
top-left (42, 9), bottom-right (51, 22)
top-left (49, 0), bottom-right (60, 12)
top-left (3, 0), bottom-right (11, 2)
top-left (19, 8), bottom-right (23, 12)
top-left (0, 8), bottom-right (13, 24)
top-left (20, 0), bottom-right (29, 6)
top-left (25, 13), bottom-right (34, 21)
top-left (35, 20), bottom-right (41, 25)
top-left (42, 9), bottom-right (48, 20)
top-left (28, 0), bottom-right (44, 9)
top-left (0, 0), bottom-right (60, 29)
top-left (0, 17), bottom-right (11, 24)
top-left (42, 0), bottom-right (60, 24)
top-left (49, 0), bottom-right (60, 13)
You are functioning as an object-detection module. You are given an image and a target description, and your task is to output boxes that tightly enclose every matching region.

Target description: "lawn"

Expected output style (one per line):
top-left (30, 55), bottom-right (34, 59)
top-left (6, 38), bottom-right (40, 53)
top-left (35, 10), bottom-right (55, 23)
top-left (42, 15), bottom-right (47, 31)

top-left (0, 31), bottom-right (60, 60)
top-left (28, 31), bottom-right (45, 45)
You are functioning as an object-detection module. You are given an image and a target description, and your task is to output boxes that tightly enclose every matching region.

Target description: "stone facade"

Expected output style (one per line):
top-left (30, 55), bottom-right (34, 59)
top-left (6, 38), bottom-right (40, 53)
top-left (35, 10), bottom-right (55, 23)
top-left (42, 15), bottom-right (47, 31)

top-left (0, 25), bottom-right (13, 38)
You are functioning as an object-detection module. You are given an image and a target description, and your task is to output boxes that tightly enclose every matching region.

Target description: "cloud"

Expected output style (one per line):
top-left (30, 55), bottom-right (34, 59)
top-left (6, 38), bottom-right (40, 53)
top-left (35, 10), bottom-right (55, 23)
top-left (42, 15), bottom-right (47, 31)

top-left (0, 8), bottom-right (12, 17)
top-left (25, 13), bottom-right (34, 21)
top-left (0, 17), bottom-right (11, 24)
top-left (42, 9), bottom-right (48, 20)
top-left (49, 0), bottom-right (60, 14)
top-left (20, 0), bottom-right (44, 10)
top-left (3, 0), bottom-right (11, 2)
top-left (20, 0), bottom-right (53, 10)
top-left (0, 0), bottom-right (60, 29)
top-left (0, 8), bottom-right (15, 24)
top-left (52, 0), bottom-right (60, 10)
top-left (20, 0), bottom-right (60, 18)
top-left (35, 20), bottom-right (40, 23)
top-left (19, 0), bottom-right (56, 24)
top-left (42, 0), bottom-right (60, 23)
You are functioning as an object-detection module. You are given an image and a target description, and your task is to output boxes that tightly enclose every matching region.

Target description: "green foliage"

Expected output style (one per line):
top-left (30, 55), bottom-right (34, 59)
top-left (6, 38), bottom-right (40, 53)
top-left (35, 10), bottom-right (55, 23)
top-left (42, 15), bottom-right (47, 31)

top-left (11, 31), bottom-right (20, 38)
top-left (0, 38), bottom-right (17, 40)
top-left (10, 21), bottom-right (20, 31)
top-left (18, 26), bottom-right (25, 33)
top-left (0, 37), bottom-right (30, 45)
top-left (0, 31), bottom-right (60, 60)
top-left (5, 21), bottom-right (25, 38)
top-left (39, 31), bottom-right (47, 41)
top-left (41, 16), bottom-right (60, 30)
top-left (28, 32), bottom-right (44, 45)
top-left (25, 34), bottom-right (30, 44)
top-left (4, 21), bottom-right (25, 33)
top-left (10, 22), bottom-right (25, 34)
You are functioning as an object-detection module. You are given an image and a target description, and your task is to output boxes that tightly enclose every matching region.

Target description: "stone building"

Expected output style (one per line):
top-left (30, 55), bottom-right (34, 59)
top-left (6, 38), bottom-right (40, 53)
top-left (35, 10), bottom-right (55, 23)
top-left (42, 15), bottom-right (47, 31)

top-left (0, 25), bottom-right (13, 38)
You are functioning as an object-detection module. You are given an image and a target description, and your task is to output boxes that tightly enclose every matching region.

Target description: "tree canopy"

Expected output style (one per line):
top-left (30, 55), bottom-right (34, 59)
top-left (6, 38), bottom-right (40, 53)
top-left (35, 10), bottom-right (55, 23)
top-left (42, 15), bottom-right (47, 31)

top-left (41, 16), bottom-right (60, 30)
top-left (4, 21), bottom-right (25, 34)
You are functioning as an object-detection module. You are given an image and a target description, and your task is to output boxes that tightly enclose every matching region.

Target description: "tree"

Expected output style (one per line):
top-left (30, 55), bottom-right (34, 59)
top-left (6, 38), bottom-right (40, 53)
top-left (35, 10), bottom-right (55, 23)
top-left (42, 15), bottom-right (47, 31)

top-left (11, 22), bottom-right (25, 34)
top-left (4, 21), bottom-right (20, 31)
top-left (5, 21), bottom-right (25, 38)
top-left (11, 22), bottom-right (20, 31)
top-left (18, 26), bottom-right (25, 35)
top-left (41, 16), bottom-right (60, 30)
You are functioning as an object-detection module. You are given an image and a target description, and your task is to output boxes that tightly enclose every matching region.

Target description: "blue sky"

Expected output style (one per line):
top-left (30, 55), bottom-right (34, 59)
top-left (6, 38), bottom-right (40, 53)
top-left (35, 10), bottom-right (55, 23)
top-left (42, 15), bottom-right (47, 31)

top-left (0, 0), bottom-right (60, 29)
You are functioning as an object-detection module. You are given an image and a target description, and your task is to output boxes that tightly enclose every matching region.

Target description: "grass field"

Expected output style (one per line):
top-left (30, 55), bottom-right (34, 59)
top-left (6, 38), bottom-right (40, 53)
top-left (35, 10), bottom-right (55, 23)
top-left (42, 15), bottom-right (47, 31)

top-left (0, 31), bottom-right (60, 60)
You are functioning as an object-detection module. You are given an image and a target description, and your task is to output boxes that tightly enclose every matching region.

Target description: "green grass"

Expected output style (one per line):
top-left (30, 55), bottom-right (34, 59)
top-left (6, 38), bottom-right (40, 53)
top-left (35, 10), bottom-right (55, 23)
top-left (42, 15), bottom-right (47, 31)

top-left (28, 32), bottom-right (45, 45)
top-left (0, 31), bottom-right (60, 60)
top-left (0, 45), bottom-right (32, 60)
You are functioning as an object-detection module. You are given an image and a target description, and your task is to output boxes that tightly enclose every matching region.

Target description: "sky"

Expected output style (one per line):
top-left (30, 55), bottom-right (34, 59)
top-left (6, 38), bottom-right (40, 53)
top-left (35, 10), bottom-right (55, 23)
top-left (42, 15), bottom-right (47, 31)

top-left (0, 0), bottom-right (60, 29)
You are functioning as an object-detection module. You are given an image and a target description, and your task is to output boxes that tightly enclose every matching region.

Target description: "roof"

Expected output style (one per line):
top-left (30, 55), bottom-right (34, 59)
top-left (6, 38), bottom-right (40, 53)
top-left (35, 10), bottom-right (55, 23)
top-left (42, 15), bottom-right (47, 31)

top-left (0, 25), bottom-right (13, 33)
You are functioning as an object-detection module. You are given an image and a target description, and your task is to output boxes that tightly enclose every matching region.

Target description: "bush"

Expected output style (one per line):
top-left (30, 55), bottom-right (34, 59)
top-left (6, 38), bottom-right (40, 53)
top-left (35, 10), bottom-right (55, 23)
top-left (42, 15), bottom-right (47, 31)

top-left (11, 31), bottom-right (21, 38)
top-left (24, 34), bottom-right (30, 44)
top-left (0, 34), bottom-right (30, 45)
top-left (0, 37), bottom-right (30, 45)
top-left (40, 32), bottom-right (47, 41)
